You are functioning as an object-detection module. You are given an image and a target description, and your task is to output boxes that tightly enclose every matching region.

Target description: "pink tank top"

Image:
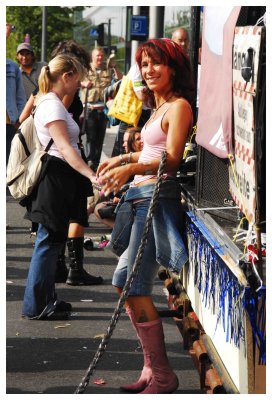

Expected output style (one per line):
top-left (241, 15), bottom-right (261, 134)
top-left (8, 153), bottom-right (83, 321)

top-left (134, 107), bottom-right (172, 185)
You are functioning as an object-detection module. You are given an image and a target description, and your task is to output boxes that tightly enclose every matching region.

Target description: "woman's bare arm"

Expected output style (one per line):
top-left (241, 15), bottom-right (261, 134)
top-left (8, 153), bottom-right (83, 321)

top-left (19, 94), bottom-right (35, 123)
top-left (47, 120), bottom-right (96, 182)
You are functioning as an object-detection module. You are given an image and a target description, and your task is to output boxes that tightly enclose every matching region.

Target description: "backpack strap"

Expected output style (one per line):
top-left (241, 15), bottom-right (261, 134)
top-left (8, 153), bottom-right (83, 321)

top-left (17, 123), bottom-right (53, 155)
top-left (32, 93), bottom-right (57, 152)
top-left (18, 130), bottom-right (31, 157)
top-left (45, 138), bottom-right (54, 152)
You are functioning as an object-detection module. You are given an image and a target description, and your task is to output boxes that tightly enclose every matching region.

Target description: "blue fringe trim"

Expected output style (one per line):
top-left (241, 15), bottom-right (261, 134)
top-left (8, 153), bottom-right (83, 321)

top-left (242, 287), bottom-right (266, 364)
top-left (186, 212), bottom-right (266, 365)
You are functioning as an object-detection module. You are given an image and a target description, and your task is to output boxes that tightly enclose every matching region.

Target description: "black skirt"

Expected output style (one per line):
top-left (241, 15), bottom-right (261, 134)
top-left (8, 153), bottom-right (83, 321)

top-left (23, 154), bottom-right (93, 239)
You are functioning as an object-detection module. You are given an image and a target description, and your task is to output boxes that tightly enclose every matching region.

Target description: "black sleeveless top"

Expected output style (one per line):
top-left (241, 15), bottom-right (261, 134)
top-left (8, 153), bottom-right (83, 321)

top-left (68, 90), bottom-right (83, 126)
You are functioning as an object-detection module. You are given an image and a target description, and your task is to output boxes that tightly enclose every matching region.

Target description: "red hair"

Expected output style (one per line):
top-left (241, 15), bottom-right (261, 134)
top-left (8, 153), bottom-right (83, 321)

top-left (135, 38), bottom-right (195, 107)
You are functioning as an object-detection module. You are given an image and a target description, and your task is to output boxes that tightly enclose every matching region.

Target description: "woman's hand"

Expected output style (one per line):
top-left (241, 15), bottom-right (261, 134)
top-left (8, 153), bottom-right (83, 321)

top-left (97, 156), bottom-right (121, 177)
top-left (90, 174), bottom-right (100, 186)
top-left (99, 165), bottom-right (131, 196)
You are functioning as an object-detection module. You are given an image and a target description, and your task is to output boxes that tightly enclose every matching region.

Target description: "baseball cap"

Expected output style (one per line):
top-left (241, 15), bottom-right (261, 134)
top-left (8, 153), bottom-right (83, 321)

top-left (17, 43), bottom-right (34, 53)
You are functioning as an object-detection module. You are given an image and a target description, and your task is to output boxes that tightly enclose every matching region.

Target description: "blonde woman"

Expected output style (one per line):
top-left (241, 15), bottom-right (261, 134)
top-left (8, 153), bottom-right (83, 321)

top-left (22, 54), bottom-right (100, 320)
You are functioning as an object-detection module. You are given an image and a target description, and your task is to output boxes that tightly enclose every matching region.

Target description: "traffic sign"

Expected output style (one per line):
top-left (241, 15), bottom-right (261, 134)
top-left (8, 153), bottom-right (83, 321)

top-left (90, 28), bottom-right (98, 37)
top-left (131, 15), bottom-right (148, 40)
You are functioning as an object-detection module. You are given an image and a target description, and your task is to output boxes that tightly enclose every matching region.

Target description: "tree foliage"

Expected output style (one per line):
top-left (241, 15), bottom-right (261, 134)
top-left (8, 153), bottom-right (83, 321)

top-left (6, 6), bottom-right (89, 61)
top-left (164, 9), bottom-right (190, 38)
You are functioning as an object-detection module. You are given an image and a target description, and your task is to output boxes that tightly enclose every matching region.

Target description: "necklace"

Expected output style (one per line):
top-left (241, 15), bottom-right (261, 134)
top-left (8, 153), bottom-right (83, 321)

top-left (154, 94), bottom-right (173, 112)
top-left (150, 94), bottom-right (173, 121)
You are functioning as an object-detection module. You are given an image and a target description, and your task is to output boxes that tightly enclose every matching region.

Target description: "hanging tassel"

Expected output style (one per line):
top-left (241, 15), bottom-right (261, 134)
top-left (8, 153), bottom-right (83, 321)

top-left (186, 215), bottom-right (245, 348)
top-left (242, 287), bottom-right (266, 365)
top-left (186, 212), bottom-right (266, 365)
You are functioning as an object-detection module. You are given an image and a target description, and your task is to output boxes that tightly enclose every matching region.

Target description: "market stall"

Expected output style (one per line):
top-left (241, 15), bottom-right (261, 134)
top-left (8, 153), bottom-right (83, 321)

top-left (172, 6), bottom-right (266, 394)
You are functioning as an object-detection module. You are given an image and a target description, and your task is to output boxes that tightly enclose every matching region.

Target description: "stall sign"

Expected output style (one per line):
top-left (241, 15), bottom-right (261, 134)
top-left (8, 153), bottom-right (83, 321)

top-left (229, 26), bottom-right (264, 223)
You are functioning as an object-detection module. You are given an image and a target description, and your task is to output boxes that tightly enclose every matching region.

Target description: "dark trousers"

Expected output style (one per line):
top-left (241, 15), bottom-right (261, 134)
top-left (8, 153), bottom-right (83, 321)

top-left (85, 110), bottom-right (108, 170)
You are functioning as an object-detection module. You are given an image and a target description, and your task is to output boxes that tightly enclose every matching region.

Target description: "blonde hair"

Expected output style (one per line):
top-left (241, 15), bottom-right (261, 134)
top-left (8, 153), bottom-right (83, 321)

top-left (91, 47), bottom-right (105, 60)
top-left (38, 53), bottom-right (86, 94)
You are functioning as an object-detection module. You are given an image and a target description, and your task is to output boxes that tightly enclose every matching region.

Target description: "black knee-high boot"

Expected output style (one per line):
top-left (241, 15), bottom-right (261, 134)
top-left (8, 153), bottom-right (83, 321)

top-left (55, 241), bottom-right (68, 283)
top-left (66, 237), bottom-right (103, 285)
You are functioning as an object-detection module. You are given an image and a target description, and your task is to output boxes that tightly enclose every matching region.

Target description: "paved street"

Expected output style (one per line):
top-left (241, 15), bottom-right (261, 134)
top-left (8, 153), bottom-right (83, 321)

top-left (6, 126), bottom-right (202, 395)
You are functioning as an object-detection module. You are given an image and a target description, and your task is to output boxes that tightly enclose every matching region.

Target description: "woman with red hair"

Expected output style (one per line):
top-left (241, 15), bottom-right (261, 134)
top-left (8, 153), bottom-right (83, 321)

top-left (97, 38), bottom-right (195, 394)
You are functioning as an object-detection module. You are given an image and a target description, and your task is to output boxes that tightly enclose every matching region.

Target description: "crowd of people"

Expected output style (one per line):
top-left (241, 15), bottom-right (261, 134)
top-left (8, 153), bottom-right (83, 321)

top-left (6, 22), bottom-right (196, 394)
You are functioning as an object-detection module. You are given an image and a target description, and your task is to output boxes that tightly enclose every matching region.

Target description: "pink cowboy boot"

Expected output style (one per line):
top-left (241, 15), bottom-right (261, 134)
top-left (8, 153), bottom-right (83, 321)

top-left (120, 307), bottom-right (152, 392)
top-left (136, 318), bottom-right (179, 394)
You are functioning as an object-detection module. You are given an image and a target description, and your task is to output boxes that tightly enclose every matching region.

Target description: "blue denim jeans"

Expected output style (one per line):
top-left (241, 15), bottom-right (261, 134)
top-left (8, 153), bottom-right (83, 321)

top-left (110, 181), bottom-right (188, 276)
top-left (22, 224), bottom-right (64, 318)
top-left (6, 124), bottom-right (16, 166)
top-left (112, 199), bottom-right (160, 295)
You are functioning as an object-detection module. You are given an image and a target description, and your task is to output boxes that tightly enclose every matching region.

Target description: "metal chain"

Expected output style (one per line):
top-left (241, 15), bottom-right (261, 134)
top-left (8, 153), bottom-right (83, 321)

top-left (74, 150), bottom-right (167, 394)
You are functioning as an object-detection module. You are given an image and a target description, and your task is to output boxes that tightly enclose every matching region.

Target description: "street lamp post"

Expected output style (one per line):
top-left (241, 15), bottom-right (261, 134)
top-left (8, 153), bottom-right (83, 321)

top-left (41, 6), bottom-right (47, 62)
top-left (108, 19), bottom-right (111, 53)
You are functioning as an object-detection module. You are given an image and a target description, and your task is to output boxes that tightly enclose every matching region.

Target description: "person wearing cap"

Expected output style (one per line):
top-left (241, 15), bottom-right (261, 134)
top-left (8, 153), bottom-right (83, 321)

top-left (16, 42), bottom-right (47, 100)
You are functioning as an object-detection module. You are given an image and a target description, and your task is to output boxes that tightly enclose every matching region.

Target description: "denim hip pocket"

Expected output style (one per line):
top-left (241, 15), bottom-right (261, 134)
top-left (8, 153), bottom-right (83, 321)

top-left (108, 201), bottom-right (134, 256)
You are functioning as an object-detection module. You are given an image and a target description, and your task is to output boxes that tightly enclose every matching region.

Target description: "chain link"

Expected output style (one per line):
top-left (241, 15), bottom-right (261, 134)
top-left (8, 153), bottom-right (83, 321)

top-left (74, 150), bottom-right (167, 394)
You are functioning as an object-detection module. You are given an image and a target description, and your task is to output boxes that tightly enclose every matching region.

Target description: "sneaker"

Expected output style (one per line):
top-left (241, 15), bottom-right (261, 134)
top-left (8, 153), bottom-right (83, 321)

top-left (90, 235), bottom-right (110, 242)
top-left (55, 300), bottom-right (72, 312)
top-left (22, 311), bottom-right (70, 321)
top-left (41, 310), bottom-right (70, 320)
top-left (83, 237), bottom-right (94, 251)
top-left (98, 240), bottom-right (109, 248)
top-left (22, 300), bottom-right (72, 321)
top-left (22, 300), bottom-right (71, 320)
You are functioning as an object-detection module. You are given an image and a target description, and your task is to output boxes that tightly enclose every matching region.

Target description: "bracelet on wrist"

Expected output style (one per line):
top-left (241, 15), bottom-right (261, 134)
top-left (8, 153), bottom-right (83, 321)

top-left (127, 152), bottom-right (133, 164)
top-left (119, 154), bottom-right (126, 166)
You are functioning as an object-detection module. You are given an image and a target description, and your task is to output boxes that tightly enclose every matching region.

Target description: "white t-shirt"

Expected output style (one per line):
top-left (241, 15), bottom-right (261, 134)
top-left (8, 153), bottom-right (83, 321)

top-left (34, 92), bottom-right (80, 160)
top-left (128, 63), bottom-right (145, 94)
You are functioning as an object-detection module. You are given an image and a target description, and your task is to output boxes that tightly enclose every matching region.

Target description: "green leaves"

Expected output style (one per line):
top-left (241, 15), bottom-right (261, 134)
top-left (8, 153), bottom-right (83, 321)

top-left (6, 6), bottom-right (88, 62)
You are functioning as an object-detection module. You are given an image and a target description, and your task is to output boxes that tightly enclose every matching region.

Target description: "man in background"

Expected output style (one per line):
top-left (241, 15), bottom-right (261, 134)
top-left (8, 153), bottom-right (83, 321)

top-left (81, 47), bottom-right (122, 171)
top-left (6, 24), bottom-right (26, 165)
top-left (172, 27), bottom-right (190, 55)
top-left (16, 42), bottom-right (47, 100)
